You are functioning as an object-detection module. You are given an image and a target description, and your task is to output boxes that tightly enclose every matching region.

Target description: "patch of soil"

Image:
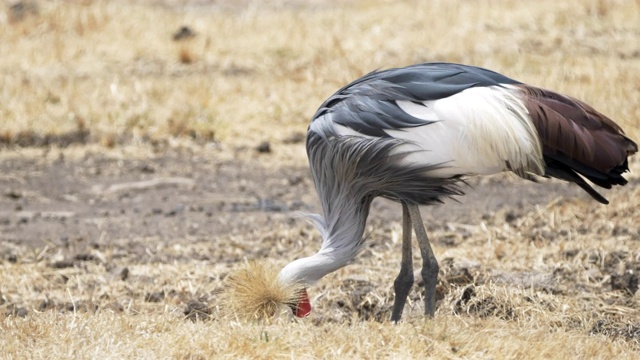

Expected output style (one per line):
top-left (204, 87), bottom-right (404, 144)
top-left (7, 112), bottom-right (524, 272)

top-left (0, 147), bottom-right (591, 254)
top-left (184, 299), bottom-right (212, 321)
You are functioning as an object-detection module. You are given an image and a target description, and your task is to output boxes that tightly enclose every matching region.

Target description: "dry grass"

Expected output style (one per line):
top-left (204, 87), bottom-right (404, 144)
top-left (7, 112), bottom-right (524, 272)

top-left (1, 311), bottom-right (637, 359)
top-left (1, 0), bottom-right (639, 153)
top-left (1, 0), bottom-right (640, 358)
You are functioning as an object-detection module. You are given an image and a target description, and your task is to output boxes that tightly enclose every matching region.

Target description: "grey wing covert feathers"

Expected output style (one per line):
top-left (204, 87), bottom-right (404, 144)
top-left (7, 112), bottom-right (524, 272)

top-left (311, 62), bottom-right (521, 137)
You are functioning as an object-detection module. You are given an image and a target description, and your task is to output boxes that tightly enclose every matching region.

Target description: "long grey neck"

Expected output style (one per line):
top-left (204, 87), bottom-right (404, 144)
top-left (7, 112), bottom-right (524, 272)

top-left (281, 129), bottom-right (387, 286)
top-left (316, 193), bottom-right (373, 254)
top-left (278, 195), bottom-right (373, 286)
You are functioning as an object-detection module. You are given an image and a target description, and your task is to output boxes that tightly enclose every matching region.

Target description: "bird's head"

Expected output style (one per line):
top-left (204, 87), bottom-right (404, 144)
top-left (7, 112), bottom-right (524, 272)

top-left (277, 258), bottom-right (320, 318)
top-left (277, 251), bottom-right (351, 318)
top-left (223, 260), bottom-right (311, 320)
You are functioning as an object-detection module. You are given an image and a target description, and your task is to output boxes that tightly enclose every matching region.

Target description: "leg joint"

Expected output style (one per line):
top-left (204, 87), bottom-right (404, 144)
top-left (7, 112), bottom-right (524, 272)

top-left (421, 258), bottom-right (439, 277)
top-left (394, 268), bottom-right (414, 288)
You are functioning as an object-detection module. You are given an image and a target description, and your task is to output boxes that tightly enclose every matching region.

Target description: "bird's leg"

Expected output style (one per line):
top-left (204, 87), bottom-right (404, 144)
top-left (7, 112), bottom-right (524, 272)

top-left (391, 202), bottom-right (414, 322)
top-left (407, 204), bottom-right (438, 317)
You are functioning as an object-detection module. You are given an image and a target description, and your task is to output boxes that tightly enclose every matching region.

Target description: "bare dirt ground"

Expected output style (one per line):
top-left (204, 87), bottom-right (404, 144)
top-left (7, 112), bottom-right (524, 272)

top-left (1, 144), bottom-right (636, 309)
top-left (0, 146), bottom-right (590, 252)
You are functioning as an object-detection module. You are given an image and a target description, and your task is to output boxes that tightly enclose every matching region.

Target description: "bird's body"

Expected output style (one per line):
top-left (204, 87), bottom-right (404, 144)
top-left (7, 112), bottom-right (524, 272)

top-left (278, 62), bottom-right (637, 320)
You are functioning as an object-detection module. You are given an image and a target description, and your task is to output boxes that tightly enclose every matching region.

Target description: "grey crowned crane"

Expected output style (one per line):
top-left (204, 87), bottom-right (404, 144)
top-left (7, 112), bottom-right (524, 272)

top-left (277, 62), bottom-right (638, 321)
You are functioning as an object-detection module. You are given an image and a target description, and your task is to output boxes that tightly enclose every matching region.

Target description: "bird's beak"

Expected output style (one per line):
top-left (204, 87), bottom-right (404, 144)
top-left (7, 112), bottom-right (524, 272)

top-left (293, 289), bottom-right (311, 318)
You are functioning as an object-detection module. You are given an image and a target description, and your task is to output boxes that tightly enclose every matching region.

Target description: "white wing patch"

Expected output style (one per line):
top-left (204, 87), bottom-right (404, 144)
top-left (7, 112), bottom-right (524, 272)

top-left (386, 85), bottom-right (544, 178)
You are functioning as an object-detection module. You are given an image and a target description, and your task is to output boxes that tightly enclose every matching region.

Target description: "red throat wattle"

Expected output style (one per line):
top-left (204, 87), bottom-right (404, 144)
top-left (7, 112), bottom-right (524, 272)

top-left (294, 289), bottom-right (311, 318)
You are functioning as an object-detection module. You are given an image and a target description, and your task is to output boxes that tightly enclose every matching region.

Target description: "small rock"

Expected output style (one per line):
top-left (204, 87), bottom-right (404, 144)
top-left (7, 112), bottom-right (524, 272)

top-left (144, 291), bottom-right (165, 303)
top-left (74, 253), bottom-right (95, 262)
top-left (51, 259), bottom-right (74, 269)
top-left (118, 267), bottom-right (129, 281)
top-left (504, 210), bottom-right (518, 223)
top-left (4, 190), bottom-right (22, 200)
top-left (15, 307), bottom-right (28, 318)
top-left (255, 141), bottom-right (271, 153)
top-left (111, 266), bottom-right (129, 281)
top-left (611, 271), bottom-right (638, 295)
top-left (38, 299), bottom-right (55, 312)
top-left (16, 211), bottom-right (37, 219)
top-left (184, 300), bottom-right (211, 321)
top-left (563, 249), bottom-right (580, 259)
top-left (173, 26), bottom-right (196, 41)
top-left (454, 285), bottom-right (476, 314)
top-left (165, 205), bottom-right (185, 217)
top-left (139, 163), bottom-right (155, 173)
top-left (8, 1), bottom-right (39, 23)
top-left (6, 305), bottom-right (28, 318)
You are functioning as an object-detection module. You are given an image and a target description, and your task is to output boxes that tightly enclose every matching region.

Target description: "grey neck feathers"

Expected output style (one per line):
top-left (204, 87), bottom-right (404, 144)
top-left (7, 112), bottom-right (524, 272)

top-left (279, 119), bottom-right (462, 286)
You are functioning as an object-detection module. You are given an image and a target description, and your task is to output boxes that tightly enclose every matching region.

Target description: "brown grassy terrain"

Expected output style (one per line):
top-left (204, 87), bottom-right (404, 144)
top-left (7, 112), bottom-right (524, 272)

top-left (1, 0), bottom-right (639, 358)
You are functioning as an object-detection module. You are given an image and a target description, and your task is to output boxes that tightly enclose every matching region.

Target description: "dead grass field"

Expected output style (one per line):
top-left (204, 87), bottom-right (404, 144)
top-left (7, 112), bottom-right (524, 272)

top-left (1, 0), bottom-right (640, 358)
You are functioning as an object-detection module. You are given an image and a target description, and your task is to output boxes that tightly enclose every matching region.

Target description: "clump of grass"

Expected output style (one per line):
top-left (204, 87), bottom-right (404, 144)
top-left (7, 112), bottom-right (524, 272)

top-left (223, 260), bottom-right (303, 321)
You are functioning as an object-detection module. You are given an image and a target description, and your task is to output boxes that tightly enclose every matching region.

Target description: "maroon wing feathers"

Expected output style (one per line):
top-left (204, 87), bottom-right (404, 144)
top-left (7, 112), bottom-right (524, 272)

top-left (515, 84), bottom-right (637, 203)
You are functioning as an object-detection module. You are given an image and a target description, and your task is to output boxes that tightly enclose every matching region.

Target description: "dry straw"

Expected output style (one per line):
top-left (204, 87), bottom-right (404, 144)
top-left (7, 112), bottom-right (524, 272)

top-left (222, 260), bottom-right (304, 321)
